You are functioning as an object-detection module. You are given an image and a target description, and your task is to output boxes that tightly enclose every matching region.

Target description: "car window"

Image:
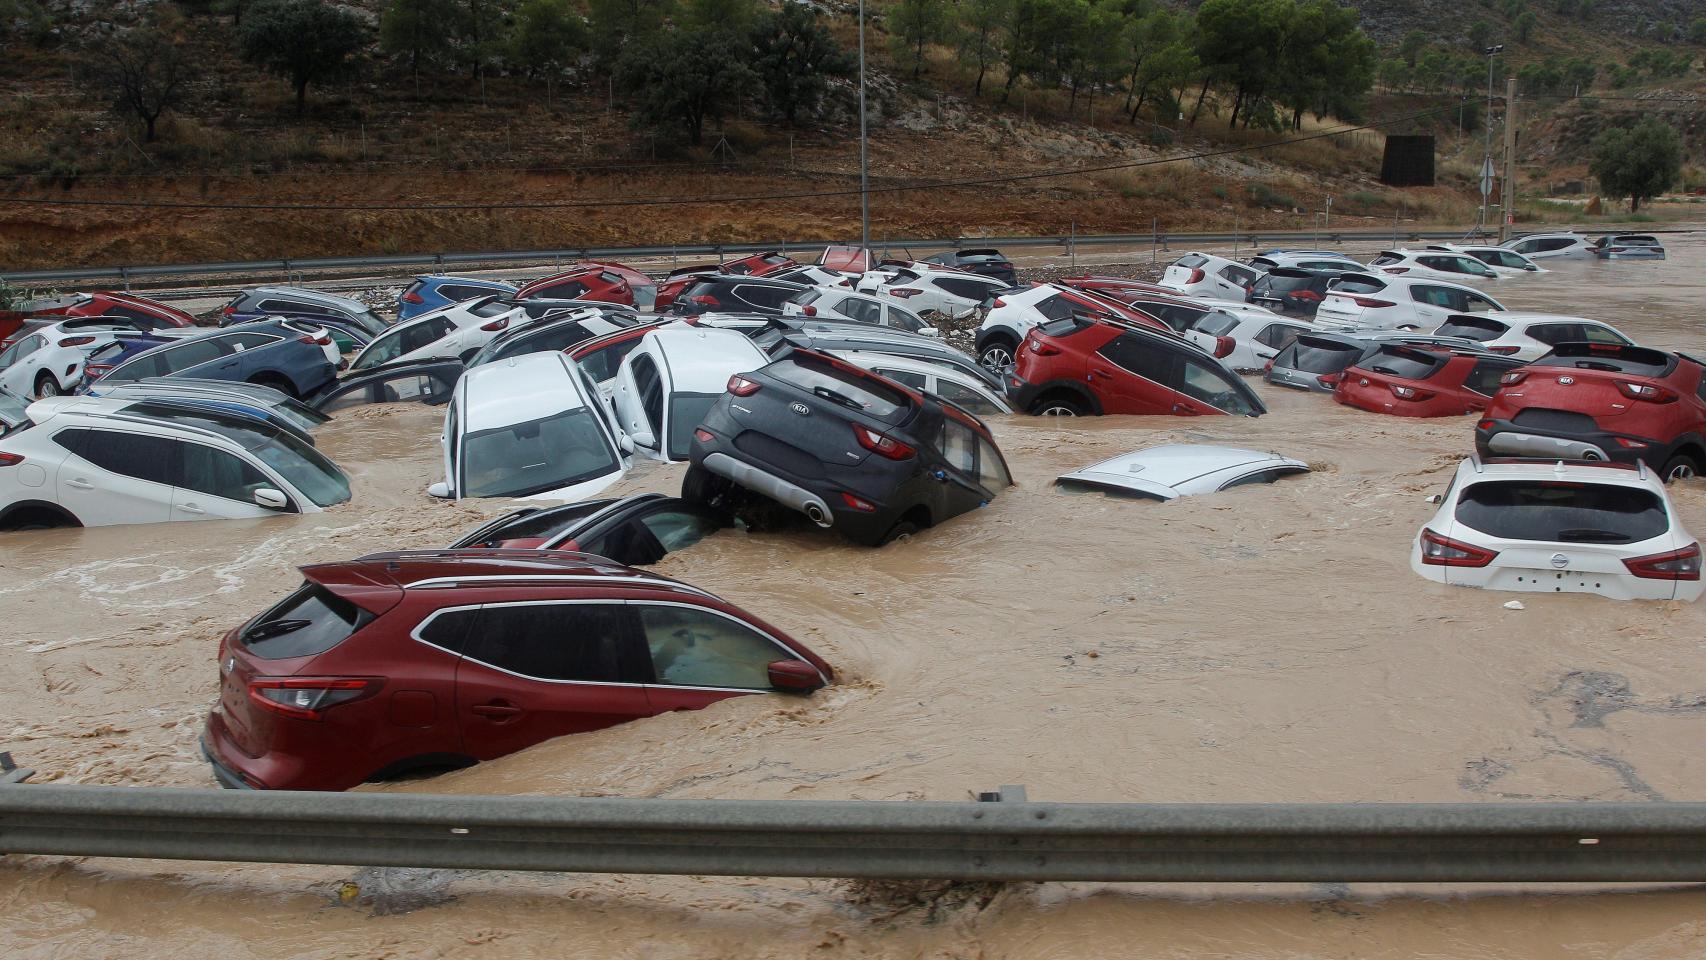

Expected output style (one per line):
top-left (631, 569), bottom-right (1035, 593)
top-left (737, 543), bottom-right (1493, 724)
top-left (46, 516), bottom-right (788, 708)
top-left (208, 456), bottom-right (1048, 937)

top-left (257, 299), bottom-right (313, 314)
top-left (1254, 324), bottom-right (1305, 349)
top-left (1096, 333), bottom-right (1175, 384)
top-left (1580, 324), bottom-right (1630, 345)
top-left (461, 603), bottom-right (643, 682)
top-left (0, 334), bottom-right (44, 367)
top-left (227, 332), bottom-right (279, 350)
top-left (1526, 323), bottom-right (1578, 347)
top-left (1279, 336), bottom-right (1362, 373)
top-left (241, 582), bottom-right (372, 659)
top-left (1370, 254), bottom-right (1404, 267)
top-left (1456, 481), bottom-right (1668, 544)
top-left (667, 393), bottom-right (721, 460)
top-left (1193, 311), bottom-right (1240, 336)
top-left (873, 367), bottom-right (929, 390)
top-left (1435, 316), bottom-right (1508, 340)
top-left (1409, 286), bottom-right (1457, 308)
top-left (884, 306), bottom-right (925, 333)
top-left (1462, 292), bottom-right (1502, 312)
top-left (939, 417), bottom-right (977, 474)
top-left (1541, 238), bottom-right (1575, 252)
top-left (1033, 294), bottom-right (1078, 322)
top-left (1462, 359), bottom-right (1514, 396)
top-left (461, 407), bottom-right (620, 499)
top-left (631, 352), bottom-right (663, 433)
top-left (1174, 254), bottom-right (1208, 268)
top-left (1365, 346), bottom-right (1445, 380)
top-left (768, 357), bottom-right (910, 423)
top-left (576, 336), bottom-right (642, 383)
top-left (639, 604), bottom-right (788, 690)
top-left (836, 297), bottom-right (882, 324)
top-left (935, 379), bottom-right (1002, 416)
top-left (62, 427), bottom-right (177, 484)
top-left (538, 280), bottom-right (589, 300)
top-left (1179, 358), bottom-right (1257, 415)
top-left (936, 277), bottom-right (999, 299)
top-left (1219, 469), bottom-right (1293, 491)
top-left (1219, 264), bottom-right (1258, 287)
top-left (976, 437), bottom-right (1011, 489)
top-left (637, 508), bottom-right (719, 552)
top-left (1331, 277), bottom-right (1388, 296)
top-left (179, 441), bottom-right (277, 503)
top-left (735, 284), bottom-right (795, 310)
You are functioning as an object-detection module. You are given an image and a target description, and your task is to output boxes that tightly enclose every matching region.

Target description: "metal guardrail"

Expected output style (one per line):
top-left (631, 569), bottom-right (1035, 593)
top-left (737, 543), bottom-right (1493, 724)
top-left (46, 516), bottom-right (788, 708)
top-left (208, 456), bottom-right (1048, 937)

top-left (14, 227), bottom-right (1695, 289)
top-left (3, 764), bottom-right (1705, 881)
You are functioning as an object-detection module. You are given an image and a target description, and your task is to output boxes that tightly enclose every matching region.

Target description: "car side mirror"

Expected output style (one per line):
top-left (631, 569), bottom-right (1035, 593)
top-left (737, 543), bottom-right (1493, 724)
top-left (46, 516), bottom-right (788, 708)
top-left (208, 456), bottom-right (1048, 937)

top-left (768, 659), bottom-right (823, 693)
top-left (1426, 494), bottom-right (1443, 504)
top-left (427, 481), bottom-right (452, 499)
top-left (920, 326), bottom-right (940, 338)
top-left (252, 488), bottom-right (289, 510)
top-left (629, 428), bottom-right (657, 449)
top-left (618, 433), bottom-right (635, 453)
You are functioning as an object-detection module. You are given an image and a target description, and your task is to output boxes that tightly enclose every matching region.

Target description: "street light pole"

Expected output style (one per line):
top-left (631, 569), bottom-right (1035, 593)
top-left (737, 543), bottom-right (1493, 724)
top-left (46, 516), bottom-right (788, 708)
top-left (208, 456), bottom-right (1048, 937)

top-left (859, 0), bottom-right (873, 260)
top-left (1479, 44), bottom-right (1503, 235)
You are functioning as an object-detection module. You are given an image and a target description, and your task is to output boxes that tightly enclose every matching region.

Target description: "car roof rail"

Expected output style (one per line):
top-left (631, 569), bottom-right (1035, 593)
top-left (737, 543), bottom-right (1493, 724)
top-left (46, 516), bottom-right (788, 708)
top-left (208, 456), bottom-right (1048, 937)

top-left (56, 408), bottom-right (260, 447)
top-left (1470, 452), bottom-right (1485, 473)
top-left (1636, 458), bottom-right (1648, 481)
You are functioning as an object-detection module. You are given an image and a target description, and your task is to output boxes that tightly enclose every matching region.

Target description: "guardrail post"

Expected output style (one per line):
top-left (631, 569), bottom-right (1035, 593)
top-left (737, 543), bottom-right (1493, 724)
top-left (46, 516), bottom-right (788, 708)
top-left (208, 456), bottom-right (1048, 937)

top-left (119, 267), bottom-right (130, 293)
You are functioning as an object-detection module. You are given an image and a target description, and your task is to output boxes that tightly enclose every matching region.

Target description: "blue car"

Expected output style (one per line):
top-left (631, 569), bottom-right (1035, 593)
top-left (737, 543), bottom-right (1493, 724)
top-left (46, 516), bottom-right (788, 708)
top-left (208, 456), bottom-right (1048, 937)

top-left (83, 321), bottom-right (337, 400)
top-left (398, 275), bottom-right (518, 321)
top-left (81, 333), bottom-right (175, 384)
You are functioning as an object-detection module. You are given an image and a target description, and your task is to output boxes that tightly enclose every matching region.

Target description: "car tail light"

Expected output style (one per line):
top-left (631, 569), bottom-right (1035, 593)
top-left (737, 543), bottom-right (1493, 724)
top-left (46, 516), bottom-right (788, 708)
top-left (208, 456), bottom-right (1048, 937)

top-left (1318, 373), bottom-right (1343, 387)
top-left (1390, 384), bottom-right (1434, 401)
top-left (1613, 437), bottom-right (1649, 449)
top-left (248, 677), bottom-right (380, 720)
top-left (1187, 268), bottom-right (1205, 284)
top-left (990, 297), bottom-right (1007, 309)
top-left (221, 304), bottom-right (237, 317)
top-left (1486, 345), bottom-right (1521, 355)
top-left (840, 491), bottom-right (877, 512)
top-left (852, 424), bottom-right (915, 460)
top-left (1290, 290), bottom-right (1322, 302)
top-left (690, 294), bottom-right (721, 307)
top-left (1477, 418), bottom-right (1495, 430)
top-left (85, 364), bottom-right (111, 378)
top-left (1027, 337), bottom-right (1059, 356)
top-left (694, 428), bottom-right (715, 443)
top-left (1263, 358), bottom-right (1275, 373)
top-left (1624, 543), bottom-right (1702, 581)
top-left (839, 278), bottom-right (853, 287)
top-left (57, 336), bottom-right (95, 347)
top-left (480, 317), bottom-right (511, 332)
top-left (801, 305), bottom-right (818, 317)
top-left (1213, 336), bottom-right (1234, 359)
top-left (1616, 380), bottom-right (1677, 403)
top-left (401, 290), bottom-right (425, 304)
top-left (1500, 370), bottom-right (1529, 386)
top-left (890, 288), bottom-right (922, 298)
top-left (727, 374), bottom-right (761, 396)
top-left (1419, 528), bottom-right (1497, 567)
top-left (0, 451), bottom-right (23, 467)
top-left (1350, 297), bottom-right (1395, 308)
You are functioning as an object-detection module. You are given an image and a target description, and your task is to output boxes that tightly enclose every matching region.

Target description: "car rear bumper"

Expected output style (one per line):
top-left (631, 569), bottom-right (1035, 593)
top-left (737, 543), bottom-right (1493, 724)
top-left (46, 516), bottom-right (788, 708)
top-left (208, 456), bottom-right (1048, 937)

top-left (1482, 430), bottom-right (1612, 462)
top-left (200, 736), bottom-right (255, 790)
top-left (1475, 419), bottom-right (1660, 468)
top-left (701, 452), bottom-right (833, 527)
top-left (1265, 367), bottom-right (1336, 393)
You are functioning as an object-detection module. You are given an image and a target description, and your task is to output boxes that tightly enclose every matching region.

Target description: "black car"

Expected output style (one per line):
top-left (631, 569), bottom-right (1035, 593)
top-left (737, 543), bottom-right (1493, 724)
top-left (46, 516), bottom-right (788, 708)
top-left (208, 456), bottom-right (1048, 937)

top-left (448, 493), bottom-right (726, 565)
top-left (684, 349), bottom-right (1012, 546)
top-left (669, 275), bottom-right (809, 317)
top-left (1249, 267), bottom-right (1355, 317)
top-left (922, 248), bottom-right (1017, 285)
top-left (313, 358), bottom-right (465, 412)
top-left (466, 309), bottom-right (640, 367)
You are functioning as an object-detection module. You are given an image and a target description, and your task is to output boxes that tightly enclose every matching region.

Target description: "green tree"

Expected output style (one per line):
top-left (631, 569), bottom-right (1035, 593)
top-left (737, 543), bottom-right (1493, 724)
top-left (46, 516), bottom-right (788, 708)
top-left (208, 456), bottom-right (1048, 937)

top-left (1196, 0), bottom-right (1286, 128)
top-left (1398, 29), bottom-right (1428, 66)
top-left (1691, 18), bottom-right (1706, 43)
top-left (1513, 9), bottom-right (1536, 41)
top-left (1589, 118), bottom-right (1682, 212)
top-left (0, 0), bottom-right (52, 46)
top-left (956, 0), bottom-right (1009, 97)
top-left (682, 0), bottom-right (756, 33)
top-left (1126, 9), bottom-right (1196, 117)
top-left (889, 0), bottom-right (952, 79)
top-left (1467, 19), bottom-right (1491, 50)
top-left (751, 3), bottom-right (851, 123)
top-left (615, 27), bottom-right (756, 145)
top-left (998, 0), bottom-right (1046, 103)
top-left (238, 0), bottom-right (369, 114)
top-left (379, 0), bottom-right (462, 84)
top-left (588, 0), bottom-right (671, 56)
top-left (90, 23), bottom-right (195, 142)
top-left (509, 0), bottom-right (586, 83)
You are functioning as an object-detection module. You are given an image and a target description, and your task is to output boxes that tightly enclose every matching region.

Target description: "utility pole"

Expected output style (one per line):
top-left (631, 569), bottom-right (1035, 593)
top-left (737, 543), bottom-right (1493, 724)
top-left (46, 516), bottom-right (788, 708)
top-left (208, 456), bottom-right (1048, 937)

top-left (1478, 44), bottom-right (1503, 235)
top-left (858, 0), bottom-right (870, 260)
top-left (1500, 77), bottom-right (1518, 244)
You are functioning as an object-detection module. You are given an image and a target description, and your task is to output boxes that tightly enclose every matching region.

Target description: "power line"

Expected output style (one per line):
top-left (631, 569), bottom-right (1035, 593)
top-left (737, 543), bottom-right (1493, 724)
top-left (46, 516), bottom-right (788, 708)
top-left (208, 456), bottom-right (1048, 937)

top-left (0, 105), bottom-right (1459, 214)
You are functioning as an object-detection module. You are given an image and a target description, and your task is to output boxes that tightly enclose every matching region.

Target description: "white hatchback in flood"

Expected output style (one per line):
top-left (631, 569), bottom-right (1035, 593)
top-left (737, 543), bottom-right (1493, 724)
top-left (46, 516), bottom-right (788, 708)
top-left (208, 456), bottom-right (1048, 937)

top-left (1411, 457), bottom-right (1702, 602)
top-left (1055, 445), bottom-right (1310, 501)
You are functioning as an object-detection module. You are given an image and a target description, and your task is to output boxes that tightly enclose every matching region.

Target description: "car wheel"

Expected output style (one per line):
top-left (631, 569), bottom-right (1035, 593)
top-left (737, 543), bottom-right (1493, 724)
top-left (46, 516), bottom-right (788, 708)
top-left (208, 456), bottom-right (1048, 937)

top-left (682, 464), bottom-right (735, 507)
top-left (979, 340), bottom-right (1017, 370)
top-left (34, 372), bottom-right (61, 398)
top-left (1032, 396), bottom-right (1086, 417)
top-left (880, 520), bottom-right (919, 545)
top-left (1662, 454), bottom-right (1699, 482)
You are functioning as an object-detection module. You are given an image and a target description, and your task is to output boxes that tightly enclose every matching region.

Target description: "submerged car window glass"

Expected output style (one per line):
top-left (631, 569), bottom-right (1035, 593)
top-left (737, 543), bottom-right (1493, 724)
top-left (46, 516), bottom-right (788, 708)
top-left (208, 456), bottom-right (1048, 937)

top-left (935, 379), bottom-right (1002, 416)
top-left (466, 500), bottom-right (612, 546)
top-left (461, 407), bottom-right (620, 498)
top-left (1581, 324), bottom-right (1630, 345)
top-left (768, 358), bottom-right (909, 422)
top-left (639, 605), bottom-right (782, 690)
top-left (667, 393), bottom-right (721, 460)
top-left (69, 428), bottom-right (178, 485)
top-left (1434, 316), bottom-right (1508, 340)
top-left (632, 353), bottom-right (664, 434)
top-left (1096, 334), bottom-right (1174, 383)
top-left (461, 603), bottom-right (636, 682)
top-left (638, 509), bottom-right (719, 551)
top-left (1364, 347), bottom-right (1444, 380)
top-left (873, 367), bottom-right (929, 390)
top-left (1455, 481), bottom-right (1668, 544)
top-left (1462, 359), bottom-right (1515, 397)
top-left (1533, 346), bottom-right (1674, 377)
top-left (976, 437), bottom-right (1011, 489)
top-left (939, 418), bottom-right (977, 473)
top-left (354, 326), bottom-right (414, 369)
top-left (576, 336), bottom-right (642, 382)
top-left (1279, 337), bottom-right (1362, 373)
top-left (1179, 359), bottom-right (1258, 415)
top-left (242, 583), bottom-right (371, 659)
top-left (178, 442), bottom-right (277, 503)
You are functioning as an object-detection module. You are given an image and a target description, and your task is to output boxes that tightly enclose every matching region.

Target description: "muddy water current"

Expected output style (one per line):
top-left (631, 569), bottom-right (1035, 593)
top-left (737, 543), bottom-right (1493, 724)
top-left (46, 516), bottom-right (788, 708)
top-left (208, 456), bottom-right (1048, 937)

top-left (6, 237), bottom-right (1706, 957)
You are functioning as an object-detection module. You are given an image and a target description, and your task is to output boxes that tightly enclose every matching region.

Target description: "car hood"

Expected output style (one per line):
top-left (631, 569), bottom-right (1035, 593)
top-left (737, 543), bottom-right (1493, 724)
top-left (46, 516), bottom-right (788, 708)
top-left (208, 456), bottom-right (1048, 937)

top-left (1057, 444), bottom-right (1309, 498)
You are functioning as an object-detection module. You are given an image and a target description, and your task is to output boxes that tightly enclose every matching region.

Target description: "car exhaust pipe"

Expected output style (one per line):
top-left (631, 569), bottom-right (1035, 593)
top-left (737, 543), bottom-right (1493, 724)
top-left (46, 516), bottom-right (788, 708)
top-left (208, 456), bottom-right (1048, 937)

top-left (804, 503), bottom-right (830, 527)
top-left (1582, 451), bottom-right (1601, 461)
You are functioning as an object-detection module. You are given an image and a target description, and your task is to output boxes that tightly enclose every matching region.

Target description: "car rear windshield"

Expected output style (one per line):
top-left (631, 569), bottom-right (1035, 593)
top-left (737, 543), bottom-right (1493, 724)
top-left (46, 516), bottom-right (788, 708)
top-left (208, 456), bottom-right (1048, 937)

top-left (1259, 271), bottom-right (1318, 293)
top-left (769, 356), bottom-right (911, 423)
top-left (1278, 336), bottom-right (1363, 373)
top-left (1361, 346), bottom-right (1445, 380)
top-left (241, 582), bottom-right (373, 659)
top-left (1434, 315), bottom-right (1509, 340)
top-left (1193, 311), bottom-right (1240, 336)
top-left (1533, 343), bottom-right (1676, 377)
top-left (1455, 481), bottom-right (1669, 544)
top-left (1369, 253), bottom-right (1404, 266)
top-left (1331, 277), bottom-right (1387, 295)
top-left (1174, 254), bottom-right (1208, 268)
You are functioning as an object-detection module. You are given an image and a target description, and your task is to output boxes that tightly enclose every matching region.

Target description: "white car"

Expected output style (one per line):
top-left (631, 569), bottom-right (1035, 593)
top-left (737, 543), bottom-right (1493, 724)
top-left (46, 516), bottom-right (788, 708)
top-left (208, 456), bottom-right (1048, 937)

top-left (770, 264), bottom-right (857, 288)
top-left (0, 324), bottom-right (125, 398)
top-left (613, 326), bottom-right (770, 463)
top-left (1412, 457), bottom-right (1702, 602)
top-left (1503, 232), bottom-right (1594, 260)
top-left (834, 352), bottom-right (1012, 416)
top-left (1315, 273), bottom-right (1505, 332)
top-left (1425, 243), bottom-right (1543, 276)
top-left (1056, 444), bottom-right (1310, 501)
top-left (428, 351), bottom-right (628, 502)
top-left (862, 264), bottom-right (1007, 320)
top-left (975, 283), bottom-right (1146, 369)
top-left (1160, 252), bottom-right (1261, 301)
top-left (1431, 312), bottom-right (1635, 361)
top-left (1249, 251), bottom-right (1364, 273)
top-left (348, 296), bottom-right (526, 373)
top-left (1183, 307), bottom-right (1317, 373)
top-left (783, 287), bottom-right (935, 336)
top-left (0, 396), bottom-right (351, 529)
top-left (1368, 249), bottom-right (1499, 283)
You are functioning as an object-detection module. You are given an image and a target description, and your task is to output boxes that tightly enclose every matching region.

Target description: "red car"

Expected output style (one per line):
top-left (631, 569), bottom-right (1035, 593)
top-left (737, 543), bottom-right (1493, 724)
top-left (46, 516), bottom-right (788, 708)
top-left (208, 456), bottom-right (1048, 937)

top-left (20, 291), bottom-right (197, 336)
top-left (1057, 275), bottom-right (1180, 299)
top-left (515, 263), bottom-right (645, 306)
top-left (1335, 343), bottom-right (1522, 418)
top-left (201, 550), bottom-right (832, 791)
top-left (1476, 343), bottom-right (1706, 480)
top-left (566, 318), bottom-right (671, 382)
top-left (1007, 316), bottom-right (1265, 418)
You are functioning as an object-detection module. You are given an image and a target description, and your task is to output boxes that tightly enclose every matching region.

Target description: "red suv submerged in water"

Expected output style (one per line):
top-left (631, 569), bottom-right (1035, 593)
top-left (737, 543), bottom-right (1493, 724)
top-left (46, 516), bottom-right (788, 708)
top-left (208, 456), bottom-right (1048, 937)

top-left (201, 550), bottom-right (831, 791)
top-left (1334, 343), bottom-right (1522, 418)
top-left (1006, 317), bottom-right (1265, 418)
top-left (1476, 343), bottom-right (1706, 481)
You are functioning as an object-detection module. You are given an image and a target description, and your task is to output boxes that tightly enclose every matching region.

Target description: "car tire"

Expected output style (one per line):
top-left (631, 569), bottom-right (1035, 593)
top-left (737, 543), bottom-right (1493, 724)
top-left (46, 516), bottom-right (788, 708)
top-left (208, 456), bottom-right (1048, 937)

top-left (248, 374), bottom-right (299, 400)
top-left (1662, 454), bottom-right (1699, 482)
top-left (879, 520), bottom-right (919, 545)
top-left (34, 372), bottom-right (61, 398)
top-left (978, 338), bottom-right (1018, 371)
top-left (1031, 396), bottom-right (1086, 417)
top-left (682, 464), bottom-right (735, 507)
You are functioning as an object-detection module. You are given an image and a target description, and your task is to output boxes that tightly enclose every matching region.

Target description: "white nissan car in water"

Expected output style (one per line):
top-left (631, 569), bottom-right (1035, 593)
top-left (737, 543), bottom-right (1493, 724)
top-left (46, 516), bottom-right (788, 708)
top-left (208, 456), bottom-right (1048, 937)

top-left (1411, 457), bottom-right (1702, 602)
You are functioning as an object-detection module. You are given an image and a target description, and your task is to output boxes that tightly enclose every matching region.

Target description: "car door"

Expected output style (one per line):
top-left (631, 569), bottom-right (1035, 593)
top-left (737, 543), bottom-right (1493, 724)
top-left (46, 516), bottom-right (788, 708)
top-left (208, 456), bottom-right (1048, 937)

top-left (1406, 285), bottom-right (1459, 328)
top-left (1250, 322), bottom-right (1309, 364)
top-left (0, 334), bottom-right (47, 396)
top-left (210, 332), bottom-right (283, 381)
top-left (51, 427), bottom-right (177, 525)
top-left (172, 440), bottom-right (286, 521)
top-left (1175, 354), bottom-right (1262, 416)
top-left (635, 603), bottom-right (800, 714)
top-left (934, 416), bottom-right (996, 518)
top-left (452, 601), bottom-right (655, 761)
top-left (615, 350), bottom-right (665, 451)
top-left (575, 503), bottom-right (722, 564)
top-left (1091, 333), bottom-right (1181, 414)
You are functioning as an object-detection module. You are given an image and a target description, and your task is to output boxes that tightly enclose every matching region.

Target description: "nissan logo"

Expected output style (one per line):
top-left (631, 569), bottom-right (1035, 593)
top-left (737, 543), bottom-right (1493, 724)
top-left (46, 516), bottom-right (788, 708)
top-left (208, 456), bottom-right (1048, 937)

top-left (1550, 554), bottom-right (1570, 569)
top-left (790, 402), bottom-right (811, 416)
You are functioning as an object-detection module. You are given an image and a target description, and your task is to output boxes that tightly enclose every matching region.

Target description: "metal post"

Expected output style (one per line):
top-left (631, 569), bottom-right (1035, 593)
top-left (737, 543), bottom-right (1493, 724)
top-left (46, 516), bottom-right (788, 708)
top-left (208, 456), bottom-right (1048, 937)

top-left (1500, 78), bottom-right (1518, 244)
top-left (858, 0), bottom-right (870, 258)
top-left (1069, 220), bottom-right (1076, 268)
top-left (1479, 45), bottom-right (1503, 235)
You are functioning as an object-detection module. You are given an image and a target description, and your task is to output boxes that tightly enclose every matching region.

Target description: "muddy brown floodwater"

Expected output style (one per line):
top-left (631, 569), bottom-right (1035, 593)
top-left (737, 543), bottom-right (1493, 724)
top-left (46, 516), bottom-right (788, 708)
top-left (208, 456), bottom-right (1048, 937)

top-left (7, 236), bottom-right (1706, 958)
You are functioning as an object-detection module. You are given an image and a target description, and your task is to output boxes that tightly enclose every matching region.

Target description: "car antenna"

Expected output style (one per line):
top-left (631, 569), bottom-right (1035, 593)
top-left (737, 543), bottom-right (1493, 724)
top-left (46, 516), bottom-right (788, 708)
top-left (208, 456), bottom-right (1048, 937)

top-left (1637, 459), bottom-right (1649, 481)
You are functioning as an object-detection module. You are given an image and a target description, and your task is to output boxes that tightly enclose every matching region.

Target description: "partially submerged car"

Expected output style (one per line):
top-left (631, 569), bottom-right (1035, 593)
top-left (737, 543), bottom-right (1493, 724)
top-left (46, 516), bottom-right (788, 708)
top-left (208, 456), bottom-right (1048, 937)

top-left (1412, 456), bottom-right (1701, 602)
top-left (1315, 274), bottom-right (1505, 332)
top-left (1181, 306), bottom-right (1315, 374)
top-left (449, 493), bottom-right (726, 565)
top-left (1056, 445), bottom-right (1309, 500)
top-left (1431, 312), bottom-right (1635, 361)
top-left (1159, 252), bottom-right (1260, 301)
top-left (1007, 316), bottom-right (1265, 418)
top-left (102, 377), bottom-right (331, 434)
top-left (1369, 248), bottom-right (1500, 283)
top-left (1590, 235), bottom-right (1666, 260)
top-left (613, 326), bottom-right (771, 463)
top-left (1502, 232), bottom-right (1592, 260)
top-left (1334, 343), bottom-right (1521, 418)
top-left (398, 275), bottom-right (519, 321)
top-left (313, 359), bottom-right (464, 413)
top-left (347, 296), bottom-right (525, 372)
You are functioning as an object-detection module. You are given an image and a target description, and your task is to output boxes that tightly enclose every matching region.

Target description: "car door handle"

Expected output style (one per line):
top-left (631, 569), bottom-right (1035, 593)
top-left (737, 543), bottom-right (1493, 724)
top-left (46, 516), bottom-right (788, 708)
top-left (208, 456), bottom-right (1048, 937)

top-left (179, 502), bottom-right (205, 515)
top-left (1089, 367), bottom-right (1115, 379)
top-left (472, 701), bottom-right (522, 720)
top-left (66, 478), bottom-right (93, 489)
top-left (1171, 403), bottom-right (1192, 414)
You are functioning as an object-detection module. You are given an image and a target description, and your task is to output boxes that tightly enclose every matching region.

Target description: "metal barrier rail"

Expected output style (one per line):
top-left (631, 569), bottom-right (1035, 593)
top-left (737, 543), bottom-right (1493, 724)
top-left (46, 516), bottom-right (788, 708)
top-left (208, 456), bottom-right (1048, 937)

top-left (4, 771), bottom-right (1706, 881)
top-left (12, 227), bottom-right (1695, 288)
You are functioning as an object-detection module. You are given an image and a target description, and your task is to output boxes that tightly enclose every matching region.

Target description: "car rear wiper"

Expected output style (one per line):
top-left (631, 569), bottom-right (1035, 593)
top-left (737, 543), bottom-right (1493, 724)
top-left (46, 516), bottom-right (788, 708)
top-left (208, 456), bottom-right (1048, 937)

top-left (1556, 528), bottom-right (1631, 543)
top-left (1369, 365), bottom-right (1400, 375)
top-left (241, 618), bottom-right (312, 641)
top-left (812, 385), bottom-right (865, 411)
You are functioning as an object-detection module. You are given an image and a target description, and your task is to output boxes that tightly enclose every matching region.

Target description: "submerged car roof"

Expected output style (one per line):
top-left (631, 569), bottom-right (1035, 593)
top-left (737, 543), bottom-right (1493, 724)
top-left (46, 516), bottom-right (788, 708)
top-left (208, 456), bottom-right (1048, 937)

top-left (646, 326), bottom-right (769, 393)
top-left (299, 548), bottom-right (714, 611)
top-left (1058, 445), bottom-right (1309, 500)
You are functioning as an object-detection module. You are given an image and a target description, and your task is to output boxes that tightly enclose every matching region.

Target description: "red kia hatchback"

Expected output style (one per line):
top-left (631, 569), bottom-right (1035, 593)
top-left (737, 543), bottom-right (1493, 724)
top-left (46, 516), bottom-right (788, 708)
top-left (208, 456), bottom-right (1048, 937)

top-left (515, 265), bottom-right (639, 306)
top-left (1007, 316), bottom-right (1265, 417)
top-left (201, 550), bottom-right (832, 791)
top-left (26, 291), bottom-right (198, 330)
top-left (1334, 343), bottom-right (1521, 418)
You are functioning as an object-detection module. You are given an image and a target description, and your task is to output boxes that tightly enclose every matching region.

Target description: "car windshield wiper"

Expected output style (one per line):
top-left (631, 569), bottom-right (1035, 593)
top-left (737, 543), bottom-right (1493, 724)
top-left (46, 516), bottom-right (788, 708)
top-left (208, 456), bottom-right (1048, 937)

top-left (1556, 528), bottom-right (1631, 543)
top-left (1369, 365), bottom-right (1401, 375)
top-left (812, 385), bottom-right (865, 411)
top-left (242, 618), bottom-right (312, 641)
